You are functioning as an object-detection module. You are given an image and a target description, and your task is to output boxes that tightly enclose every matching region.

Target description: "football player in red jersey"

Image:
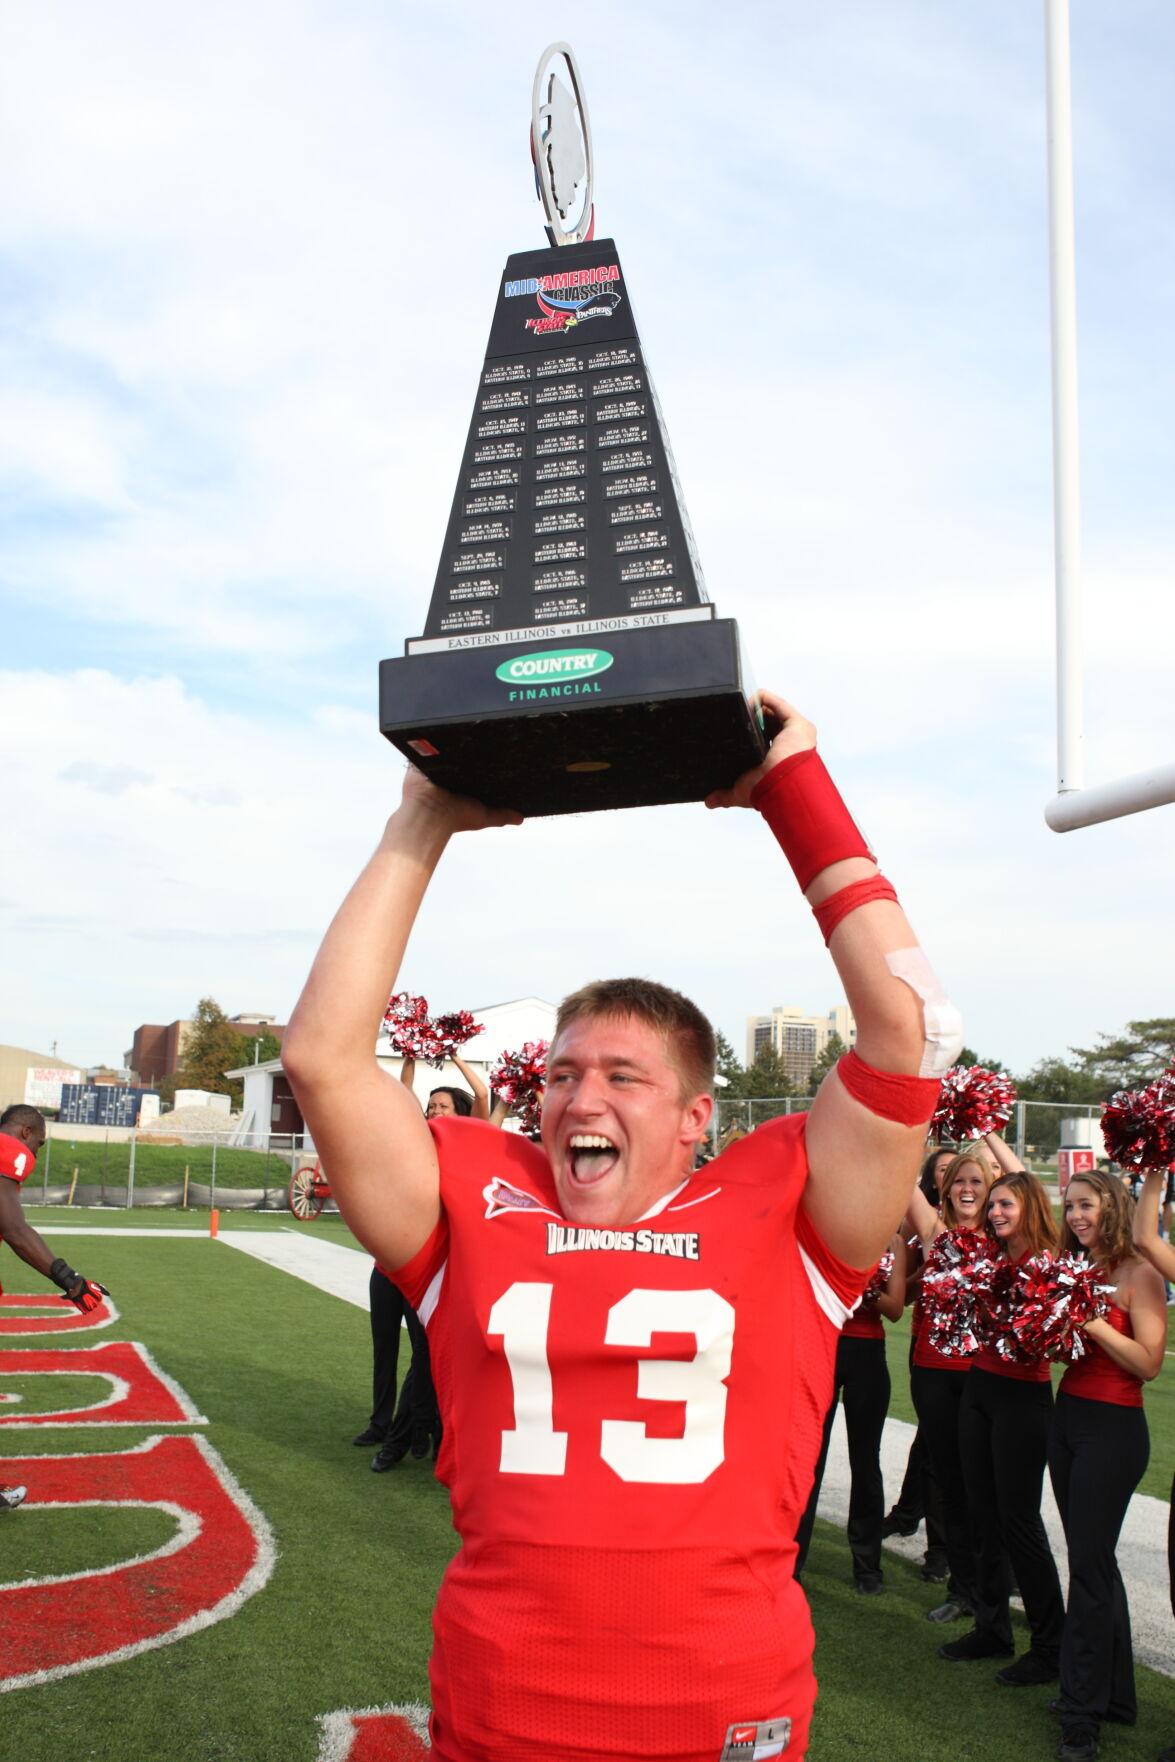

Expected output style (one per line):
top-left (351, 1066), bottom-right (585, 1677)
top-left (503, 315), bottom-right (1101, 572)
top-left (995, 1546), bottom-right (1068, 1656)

top-left (284, 691), bottom-right (961, 1762)
top-left (0, 1105), bottom-right (109, 1311)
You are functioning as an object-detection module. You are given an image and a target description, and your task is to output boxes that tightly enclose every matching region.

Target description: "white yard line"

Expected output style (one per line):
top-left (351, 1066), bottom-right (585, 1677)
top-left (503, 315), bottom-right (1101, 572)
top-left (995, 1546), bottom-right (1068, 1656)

top-left (216, 1231), bottom-right (372, 1309)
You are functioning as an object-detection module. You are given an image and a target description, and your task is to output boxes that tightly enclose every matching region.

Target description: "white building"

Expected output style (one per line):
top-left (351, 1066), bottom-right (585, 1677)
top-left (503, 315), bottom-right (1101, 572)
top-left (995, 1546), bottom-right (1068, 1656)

top-left (744, 1004), bottom-right (857, 1092)
top-left (228, 996), bottom-right (558, 1149)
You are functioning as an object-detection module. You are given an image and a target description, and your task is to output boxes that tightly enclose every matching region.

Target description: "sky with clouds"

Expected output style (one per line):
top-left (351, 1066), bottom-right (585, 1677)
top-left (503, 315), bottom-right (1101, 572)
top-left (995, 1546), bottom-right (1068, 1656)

top-left (3, 0), bottom-right (1174, 1079)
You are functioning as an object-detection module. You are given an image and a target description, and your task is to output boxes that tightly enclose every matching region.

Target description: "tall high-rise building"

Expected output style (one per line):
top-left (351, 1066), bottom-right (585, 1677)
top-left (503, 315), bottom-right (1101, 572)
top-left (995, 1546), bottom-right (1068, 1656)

top-left (744, 1004), bottom-right (857, 1092)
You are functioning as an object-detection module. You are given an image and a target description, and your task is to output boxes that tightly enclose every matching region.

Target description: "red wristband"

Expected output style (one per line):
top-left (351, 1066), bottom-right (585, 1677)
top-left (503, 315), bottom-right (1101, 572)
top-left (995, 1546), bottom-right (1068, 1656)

top-left (750, 750), bottom-right (872, 891)
top-left (835, 1048), bottom-right (941, 1127)
top-left (812, 874), bottom-right (899, 945)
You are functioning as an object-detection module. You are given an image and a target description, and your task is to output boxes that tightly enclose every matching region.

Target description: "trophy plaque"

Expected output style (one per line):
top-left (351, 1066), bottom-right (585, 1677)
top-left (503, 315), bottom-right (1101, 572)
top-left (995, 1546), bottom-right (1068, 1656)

top-left (379, 43), bottom-right (765, 816)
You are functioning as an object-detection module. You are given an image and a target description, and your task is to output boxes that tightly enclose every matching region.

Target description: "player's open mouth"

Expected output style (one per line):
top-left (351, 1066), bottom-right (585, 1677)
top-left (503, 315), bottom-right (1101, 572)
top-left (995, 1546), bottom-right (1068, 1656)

top-left (567, 1134), bottom-right (620, 1184)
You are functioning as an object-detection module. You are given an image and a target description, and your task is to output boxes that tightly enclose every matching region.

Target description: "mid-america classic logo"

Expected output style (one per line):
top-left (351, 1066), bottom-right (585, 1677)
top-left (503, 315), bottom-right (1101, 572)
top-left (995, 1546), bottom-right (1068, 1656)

top-left (503, 262), bottom-right (622, 334)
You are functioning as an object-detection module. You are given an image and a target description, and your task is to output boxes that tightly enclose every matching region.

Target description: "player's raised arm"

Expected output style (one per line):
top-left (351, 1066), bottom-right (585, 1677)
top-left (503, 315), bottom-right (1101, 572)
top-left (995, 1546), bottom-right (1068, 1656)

top-left (282, 768), bottom-right (522, 1269)
top-left (707, 690), bottom-right (959, 1268)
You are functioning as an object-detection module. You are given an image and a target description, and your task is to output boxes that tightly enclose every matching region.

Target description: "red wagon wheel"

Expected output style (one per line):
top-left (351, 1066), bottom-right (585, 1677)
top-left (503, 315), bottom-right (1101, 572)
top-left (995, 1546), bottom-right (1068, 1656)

top-left (288, 1163), bottom-right (327, 1220)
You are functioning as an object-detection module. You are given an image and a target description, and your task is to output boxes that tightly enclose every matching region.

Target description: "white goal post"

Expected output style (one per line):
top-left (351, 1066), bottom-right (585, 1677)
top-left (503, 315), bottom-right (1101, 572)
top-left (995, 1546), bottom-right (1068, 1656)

top-left (1043, 0), bottom-right (1175, 833)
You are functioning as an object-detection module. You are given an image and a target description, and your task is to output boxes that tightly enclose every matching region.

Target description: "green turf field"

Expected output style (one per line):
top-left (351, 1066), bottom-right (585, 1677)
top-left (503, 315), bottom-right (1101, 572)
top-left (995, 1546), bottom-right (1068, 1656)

top-left (2, 1218), bottom-right (1173, 1762)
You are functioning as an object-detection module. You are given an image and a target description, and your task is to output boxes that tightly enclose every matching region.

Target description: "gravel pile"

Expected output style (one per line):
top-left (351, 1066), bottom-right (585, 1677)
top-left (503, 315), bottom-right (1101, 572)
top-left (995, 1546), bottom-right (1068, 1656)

top-left (139, 1104), bottom-right (242, 1144)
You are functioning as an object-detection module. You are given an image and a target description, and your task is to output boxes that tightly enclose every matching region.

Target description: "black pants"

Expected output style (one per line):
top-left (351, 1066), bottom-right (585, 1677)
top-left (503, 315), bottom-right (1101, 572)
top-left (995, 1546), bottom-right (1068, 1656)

top-left (892, 1339), bottom-right (948, 1557)
top-left (1048, 1390), bottom-right (1148, 1726)
top-left (796, 1334), bottom-right (890, 1583)
top-left (958, 1367), bottom-right (1064, 1661)
top-left (368, 1268), bottom-right (440, 1451)
top-left (910, 1362), bottom-right (976, 1602)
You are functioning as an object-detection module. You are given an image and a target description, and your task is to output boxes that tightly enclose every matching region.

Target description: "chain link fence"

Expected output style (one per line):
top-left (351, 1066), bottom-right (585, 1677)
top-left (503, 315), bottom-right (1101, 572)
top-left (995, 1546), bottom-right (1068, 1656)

top-left (30, 1127), bottom-right (325, 1214)
top-left (30, 1097), bottom-right (1108, 1211)
top-left (711, 1094), bottom-right (1105, 1180)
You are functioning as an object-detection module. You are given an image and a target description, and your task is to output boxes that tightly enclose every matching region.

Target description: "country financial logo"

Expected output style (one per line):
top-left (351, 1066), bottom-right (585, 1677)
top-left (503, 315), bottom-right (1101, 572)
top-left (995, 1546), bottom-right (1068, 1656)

top-left (494, 648), bottom-right (614, 700)
top-left (503, 263), bottom-right (622, 334)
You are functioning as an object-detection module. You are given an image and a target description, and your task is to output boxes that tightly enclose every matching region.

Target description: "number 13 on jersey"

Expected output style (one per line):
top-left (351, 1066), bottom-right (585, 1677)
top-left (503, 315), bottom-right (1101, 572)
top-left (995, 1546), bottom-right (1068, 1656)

top-left (487, 1282), bottom-right (735, 1485)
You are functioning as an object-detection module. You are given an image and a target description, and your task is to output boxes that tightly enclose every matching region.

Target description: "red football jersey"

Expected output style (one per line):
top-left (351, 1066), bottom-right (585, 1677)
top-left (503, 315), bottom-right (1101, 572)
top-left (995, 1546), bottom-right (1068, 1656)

top-left (0, 1132), bottom-right (36, 1187)
top-left (391, 1114), bottom-right (868, 1762)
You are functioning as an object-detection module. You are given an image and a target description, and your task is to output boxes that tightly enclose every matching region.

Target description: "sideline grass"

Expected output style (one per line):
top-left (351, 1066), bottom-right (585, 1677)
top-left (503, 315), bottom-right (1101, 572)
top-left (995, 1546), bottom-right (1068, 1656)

top-left (2, 1226), bottom-right (1173, 1761)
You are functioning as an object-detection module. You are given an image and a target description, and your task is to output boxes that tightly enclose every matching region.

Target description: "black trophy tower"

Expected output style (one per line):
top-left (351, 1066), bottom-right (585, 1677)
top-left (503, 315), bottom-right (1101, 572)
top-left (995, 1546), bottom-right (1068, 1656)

top-left (379, 237), bottom-right (764, 816)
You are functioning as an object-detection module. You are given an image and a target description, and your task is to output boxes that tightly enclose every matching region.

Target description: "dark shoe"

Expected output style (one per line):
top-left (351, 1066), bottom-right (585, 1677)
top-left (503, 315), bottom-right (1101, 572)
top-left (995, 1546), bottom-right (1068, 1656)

top-left (939, 1630), bottom-right (1014, 1662)
top-left (371, 1440), bottom-right (408, 1473)
top-left (856, 1574), bottom-right (884, 1596)
top-left (996, 1652), bottom-right (1059, 1688)
top-left (1157, 1746), bottom-right (1175, 1762)
top-left (927, 1597), bottom-right (972, 1623)
top-left (1057, 1723), bottom-right (1099, 1762)
top-left (409, 1426), bottom-right (432, 1461)
top-left (920, 1547), bottom-right (950, 1583)
top-left (352, 1426), bottom-right (386, 1446)
top-left (881, 1508), bottom-right (920, 1539)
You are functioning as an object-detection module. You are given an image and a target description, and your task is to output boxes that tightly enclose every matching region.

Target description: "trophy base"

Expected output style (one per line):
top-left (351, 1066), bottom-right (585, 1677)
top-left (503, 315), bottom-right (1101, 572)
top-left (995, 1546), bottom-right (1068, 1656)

top-left (379, 619), bottom-right (764, 818)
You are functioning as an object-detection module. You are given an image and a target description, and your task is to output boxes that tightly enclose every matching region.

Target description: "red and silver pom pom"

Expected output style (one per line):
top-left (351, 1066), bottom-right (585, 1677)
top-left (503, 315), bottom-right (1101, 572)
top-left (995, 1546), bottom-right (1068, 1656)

top-left (1101, 1071), bottom-right (1175, 1171)
top-left (931, 1066), bottom-right (1017, 1142)
top-left (921, 1228), bottom-right (997, 1357)
top-left (861, 1250), bottom-right (895, 1307)
top-left (988, 1253), bottom-right (1115, 1365)
top-left (382, 993), bottom-right (484, 1068)
top-left (490, 1040), bottom-right (549, 1136)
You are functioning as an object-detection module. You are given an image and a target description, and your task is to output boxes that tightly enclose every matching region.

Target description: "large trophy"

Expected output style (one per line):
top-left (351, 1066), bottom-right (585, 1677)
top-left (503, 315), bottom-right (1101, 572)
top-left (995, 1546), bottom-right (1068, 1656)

top-left (380, 44), bottom-right (765, 816)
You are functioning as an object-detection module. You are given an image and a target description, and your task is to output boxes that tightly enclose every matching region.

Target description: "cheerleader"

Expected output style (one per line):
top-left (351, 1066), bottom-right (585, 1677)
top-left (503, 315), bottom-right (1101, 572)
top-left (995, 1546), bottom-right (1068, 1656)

top-left (795, 1234), bottom-right (907, 1593)
top-left (938, 1150), bottom-right (1066, 1686)
top-left (1132, 1168), bottom-right (1175, 1762)
top-left (907, 1143), bottom-right (999, 1620)
top-left (1046, 1170), bottom-right (1165, 1761)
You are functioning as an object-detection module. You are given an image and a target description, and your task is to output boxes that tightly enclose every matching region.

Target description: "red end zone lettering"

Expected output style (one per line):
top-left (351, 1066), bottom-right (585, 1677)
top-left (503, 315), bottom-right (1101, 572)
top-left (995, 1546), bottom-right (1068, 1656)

top-left (0, 1433), bottom-right (275, 1692)
top-left (0, 1341), bottom-right (207, 1426)
top-left (0, 1291), bottom-right (120, 1335)
top-left (316, 1704), bottom-right (431, 1760)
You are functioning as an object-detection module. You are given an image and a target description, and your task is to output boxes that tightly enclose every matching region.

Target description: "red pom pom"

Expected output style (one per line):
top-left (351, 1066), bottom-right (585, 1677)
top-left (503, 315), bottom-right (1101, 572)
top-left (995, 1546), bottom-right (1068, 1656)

top-left (382, 994), bottom-right (484, 1068)
top-left (1101, 1071), bottom-right (1175, 1171)
top-left (490, 1040), bottom-right (549, 1136)
top-left (921, 1228), bottom-right (998, 1357)
top-left (861, 1250), bottom-right (895, 1307)
top-left (986, 1254), bottom-right (1114, 1365)
top-left (932, 1066), bottom-right (1016, 1142)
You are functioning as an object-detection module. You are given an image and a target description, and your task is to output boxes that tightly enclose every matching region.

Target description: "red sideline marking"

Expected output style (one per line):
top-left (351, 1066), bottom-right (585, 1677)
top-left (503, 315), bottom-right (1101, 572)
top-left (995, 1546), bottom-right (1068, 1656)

top-left (317, 1705), bottom-right (431, 1759)
top-left (0, 1433), bottom-right (275, 1692)
top-left (0, 1342), bottom-right (206, 1427)
top-left (0, 1292), bottom-right (120, 1335)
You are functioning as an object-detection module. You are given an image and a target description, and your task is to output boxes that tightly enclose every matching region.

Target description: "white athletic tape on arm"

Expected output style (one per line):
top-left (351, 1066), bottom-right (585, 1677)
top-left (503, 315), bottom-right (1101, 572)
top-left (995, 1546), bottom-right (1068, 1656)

top-left (885, 947), bottom-right (964, 1080)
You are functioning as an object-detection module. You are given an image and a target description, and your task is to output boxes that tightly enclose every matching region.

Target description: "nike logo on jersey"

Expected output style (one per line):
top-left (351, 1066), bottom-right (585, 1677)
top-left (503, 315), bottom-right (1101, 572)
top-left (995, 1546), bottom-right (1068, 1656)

top-left (545, 1224), bottom-right (701, 1260)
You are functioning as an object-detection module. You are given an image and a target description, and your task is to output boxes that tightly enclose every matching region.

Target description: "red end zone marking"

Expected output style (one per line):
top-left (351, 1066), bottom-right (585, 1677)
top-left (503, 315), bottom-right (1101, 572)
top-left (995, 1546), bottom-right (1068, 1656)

top-left (0, 1292), bottom-right (120, 1335)
top-left (316, 1705), bottom-right (431, 1759)
top-left (0, 1433), bottom-right (275, 1692)
top-left (0, 1342), bottom-right (206, 1427)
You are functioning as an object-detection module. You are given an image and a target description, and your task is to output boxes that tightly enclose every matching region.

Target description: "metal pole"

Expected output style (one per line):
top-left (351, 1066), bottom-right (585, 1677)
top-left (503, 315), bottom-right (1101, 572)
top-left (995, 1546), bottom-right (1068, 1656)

top-left (128, 1130), bottom-right (136, 1210)
top-left (1015, 1099), bottom-right (1027, 1165)
top-left (1044, 0), bottom-right (1084, 798)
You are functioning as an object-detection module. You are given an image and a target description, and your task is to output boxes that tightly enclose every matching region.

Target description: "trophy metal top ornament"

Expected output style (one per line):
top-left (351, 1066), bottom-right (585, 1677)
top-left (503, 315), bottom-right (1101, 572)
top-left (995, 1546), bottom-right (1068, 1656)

top-left (379, 44), bottom-right (765, 817)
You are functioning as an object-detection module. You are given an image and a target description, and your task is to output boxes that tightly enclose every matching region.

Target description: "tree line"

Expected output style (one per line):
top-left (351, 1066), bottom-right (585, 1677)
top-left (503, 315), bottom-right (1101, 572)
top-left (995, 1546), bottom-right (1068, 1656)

top-left (715, 1018), bottom-right (1175, 1106)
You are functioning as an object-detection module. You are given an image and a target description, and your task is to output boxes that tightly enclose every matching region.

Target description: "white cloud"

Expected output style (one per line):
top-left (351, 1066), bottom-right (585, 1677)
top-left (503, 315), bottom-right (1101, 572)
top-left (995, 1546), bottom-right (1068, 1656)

top-left (1, 0), bottom-right (1174, 1076)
